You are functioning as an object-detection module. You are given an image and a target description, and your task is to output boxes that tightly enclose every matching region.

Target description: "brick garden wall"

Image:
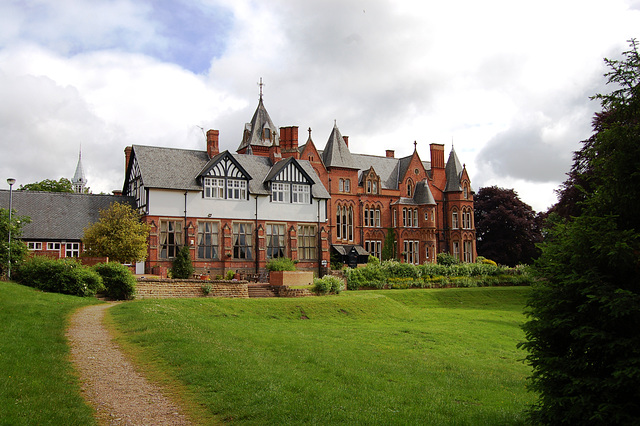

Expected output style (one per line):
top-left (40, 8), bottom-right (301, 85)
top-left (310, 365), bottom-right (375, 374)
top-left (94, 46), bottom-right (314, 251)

top-left (136, 279), bottom-right (249, 299)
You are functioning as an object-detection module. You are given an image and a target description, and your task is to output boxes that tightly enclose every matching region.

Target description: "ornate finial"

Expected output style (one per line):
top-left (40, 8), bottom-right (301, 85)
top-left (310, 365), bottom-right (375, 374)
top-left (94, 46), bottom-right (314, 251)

top-left (308, 127), bottom-right (312, 138)
top-left (334, 119), bottom-right (337, 126)
top-left (258, 77), bottom-right (264, 100)
top-left (413, 140), bottom-right (417, 151)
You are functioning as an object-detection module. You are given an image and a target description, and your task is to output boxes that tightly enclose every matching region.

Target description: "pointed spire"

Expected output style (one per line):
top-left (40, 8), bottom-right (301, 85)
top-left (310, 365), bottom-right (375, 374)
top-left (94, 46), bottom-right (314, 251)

top-left (444, 146), bottom-right (464, 192)
top-left (322, 122), bottom-right (356, 169)
top-left (72, 145), bottom-right (87, 193)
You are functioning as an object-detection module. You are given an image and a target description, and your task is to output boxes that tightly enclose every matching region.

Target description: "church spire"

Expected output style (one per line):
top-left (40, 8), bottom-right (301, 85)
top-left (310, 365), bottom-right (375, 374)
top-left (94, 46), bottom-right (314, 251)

top-left (72, 146), bottom-right (86, 193)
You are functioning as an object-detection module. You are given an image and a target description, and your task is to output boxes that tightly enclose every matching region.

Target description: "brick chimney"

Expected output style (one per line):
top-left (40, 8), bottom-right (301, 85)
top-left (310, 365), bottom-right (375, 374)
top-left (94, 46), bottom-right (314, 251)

top-left (124, 146), bottom-right (132, 174)
top-left (207, 129), bottom-right (219, 158)
top-left (386, 149), bottom-right (395, 158)
top-left (269, 142), bottom-right (282, 163)
top-left (343, 135), bottom-right (349, 147)
top-left (280, 126), bottom-right (299, 159)
top-left (430, 143), bottom-right (445, 169)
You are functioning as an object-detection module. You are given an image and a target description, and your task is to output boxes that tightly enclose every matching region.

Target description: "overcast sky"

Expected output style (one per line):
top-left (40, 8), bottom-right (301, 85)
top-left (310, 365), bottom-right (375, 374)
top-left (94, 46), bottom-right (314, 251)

top-left (1, 0), bottom-right (639, 212)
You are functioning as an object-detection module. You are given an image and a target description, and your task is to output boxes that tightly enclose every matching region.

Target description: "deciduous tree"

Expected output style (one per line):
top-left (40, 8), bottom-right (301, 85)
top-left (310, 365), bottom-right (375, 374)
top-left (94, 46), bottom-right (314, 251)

top-left (18, 178), bottom-right (74, 192)
top-left (82, 202), bottom-right (150, 264)
top-left (474, 186), bottom-right (542, 266)
top-left (0, 208), bottom-right (30, 278)
top-left (520, 39), bottom-right (640, 425)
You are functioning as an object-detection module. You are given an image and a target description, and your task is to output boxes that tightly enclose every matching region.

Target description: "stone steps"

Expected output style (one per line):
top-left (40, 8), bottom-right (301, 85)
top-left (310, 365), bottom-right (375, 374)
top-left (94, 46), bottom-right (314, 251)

top-left (247, 283), bottom-right (276, 298)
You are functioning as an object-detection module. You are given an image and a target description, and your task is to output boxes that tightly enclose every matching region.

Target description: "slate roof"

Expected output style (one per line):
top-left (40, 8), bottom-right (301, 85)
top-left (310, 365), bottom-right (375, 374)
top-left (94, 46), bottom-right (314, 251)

top-left (0, 190), bottom-right (135, 241)
top-left (132, 145), bottom-right (208, 191)
top-left (321, 124), bottom-right (357, 169)
top-left (444, 147), bottom-right (464, 192)
top-left (413, 180), bottom-right (437, 205)
top-left (130, 145), bottom-right (330, 199)
top-left (236, 98), bottom-right (280, 152)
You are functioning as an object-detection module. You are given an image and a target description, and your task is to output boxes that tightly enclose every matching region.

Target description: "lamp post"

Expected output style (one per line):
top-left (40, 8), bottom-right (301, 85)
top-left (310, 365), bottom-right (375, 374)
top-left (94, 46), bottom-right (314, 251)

top-left (7, 178), bottom-right (15, 280)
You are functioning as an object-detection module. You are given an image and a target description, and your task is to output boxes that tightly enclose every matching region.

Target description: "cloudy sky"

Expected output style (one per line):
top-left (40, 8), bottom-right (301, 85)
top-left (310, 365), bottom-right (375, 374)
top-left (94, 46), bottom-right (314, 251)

top-left (1, 0), bottom-right (638, 212)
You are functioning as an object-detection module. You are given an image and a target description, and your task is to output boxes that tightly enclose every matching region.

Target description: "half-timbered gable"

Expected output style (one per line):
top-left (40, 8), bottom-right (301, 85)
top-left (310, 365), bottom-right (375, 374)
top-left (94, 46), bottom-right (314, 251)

top-left (198, 151), bottom-right (252, 201)
top-left (264, 157), bottom-right (314, 204)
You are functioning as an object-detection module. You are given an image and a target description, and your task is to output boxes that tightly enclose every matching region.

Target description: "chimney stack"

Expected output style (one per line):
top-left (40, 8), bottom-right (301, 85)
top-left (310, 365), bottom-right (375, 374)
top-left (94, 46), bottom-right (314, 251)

top-left (429, 143), bottom-right (445, 169)
top-left (207, 129), bottom-right (219, 158)
top-left (386, 149), bottom-right (395, 158)
top-left (124, 146), bottom-right (132, 174)
top-left (343, 135), bottom-right (349, 147)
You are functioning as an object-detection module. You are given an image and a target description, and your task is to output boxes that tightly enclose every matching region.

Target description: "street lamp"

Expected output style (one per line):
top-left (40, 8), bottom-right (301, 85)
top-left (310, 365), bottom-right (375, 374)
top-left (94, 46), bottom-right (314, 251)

top-left (7, 178), bottom-right (15, 280)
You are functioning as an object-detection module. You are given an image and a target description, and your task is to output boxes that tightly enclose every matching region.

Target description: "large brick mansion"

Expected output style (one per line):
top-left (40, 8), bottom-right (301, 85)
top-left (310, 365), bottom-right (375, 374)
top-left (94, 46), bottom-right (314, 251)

top-left (123, 91), bottom-right (476, 276)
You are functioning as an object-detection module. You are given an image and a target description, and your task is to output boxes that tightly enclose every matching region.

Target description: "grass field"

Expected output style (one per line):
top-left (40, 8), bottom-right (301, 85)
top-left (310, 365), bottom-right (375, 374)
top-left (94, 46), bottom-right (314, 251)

top-left (0, 282), bottom-right (100, 426)
top-left (110, 287), bottom-right (535, 425)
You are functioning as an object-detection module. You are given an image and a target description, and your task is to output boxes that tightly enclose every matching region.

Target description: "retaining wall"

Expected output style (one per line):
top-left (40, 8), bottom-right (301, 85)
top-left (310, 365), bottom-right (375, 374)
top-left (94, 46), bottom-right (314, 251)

top-left (136, 279), bottom-right (249, 299)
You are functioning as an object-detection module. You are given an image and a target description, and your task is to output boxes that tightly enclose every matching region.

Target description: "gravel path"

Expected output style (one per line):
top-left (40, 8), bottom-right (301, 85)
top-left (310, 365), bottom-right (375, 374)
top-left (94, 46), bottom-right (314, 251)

top-left (67, 303), bottom-right (192, 425)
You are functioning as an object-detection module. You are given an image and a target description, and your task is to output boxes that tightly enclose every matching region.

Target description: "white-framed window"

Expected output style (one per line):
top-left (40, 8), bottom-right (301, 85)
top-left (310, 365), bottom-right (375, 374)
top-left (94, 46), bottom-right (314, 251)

top-left (452, 241), bottom-right (460, 260)
top-left (425, 245), bottom-right (430, 261)
top-left (393, 209), bottom-right (397, 227)
top-left (402, 208), bottom-right (407, 227)
top-left (365, 240), bottom-right (382, 259)
top-left (233, 222), bottom-right (253, 259)
top-left (197, 221), bottom-right (219, 259)
top-left (338, 179), bottom-right (344, 192)
top-left (364, 208), bottom-right (369, 227)
top-left (266, 223), bottom-right (286, 259)
top-left (27, 242), bottom-right (42, 250)
top-left (452, 211), bottom-right (459, 229)
top-left (367, 180), bottom-right (371, 193)
top-left (292, 184), bottom-right (310, 204)
top-left (375, 209), bottom-right (381, 228)
top-left (344, 179), bottom-right (350, 193)
top-left (464, 184), bottom-right (469, 199)
top-left (403, 240), bottom-right (419, 264)
top-left (372, 181), bottom-right (378, 194)
top-left (160, 220), bottom-right (182, 259)
top-left (204, 177), bottom-right (225, 199)
top-left (464, 241), bottom-right (473, 263)
top-left (66, 242), bottom-right (80, 258)
top-left (272, 182), bottom-right (290, 203)
top-left (413, 208), bottom-right (418, 227)
top-left (336, 204), bottom-right (353, 241)
top-left (298, 225), bottom-right (317, 260)
top-left (227, 179), bottom-right (247, 200)
top-left (47, 242), bottom-right (61, 251)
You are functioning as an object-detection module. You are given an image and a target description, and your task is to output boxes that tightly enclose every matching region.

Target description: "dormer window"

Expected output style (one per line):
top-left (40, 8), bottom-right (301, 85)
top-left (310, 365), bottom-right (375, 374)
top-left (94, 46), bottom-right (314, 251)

top-left (464, 184), bottom-right (469, 199)
top-left (263, 128), bottom-right (271, 140)
top-left (272, 182), bottom-right (289, 203)
top-left (227, 179), bottom-right (247, 200)
top-left (204, 177), bottom-right (224, 199)
top-left (407, 182), bottom-right (413, 197)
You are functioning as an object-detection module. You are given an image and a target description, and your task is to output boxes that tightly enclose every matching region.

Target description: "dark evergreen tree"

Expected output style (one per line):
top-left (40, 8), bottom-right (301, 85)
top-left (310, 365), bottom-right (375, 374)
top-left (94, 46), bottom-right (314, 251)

top-left (381, 227), bottom-right (396, 261)
top-left (474, 186), bottom-right (542, 266)
top-left (171, 246), bottom-right (194, 279)
top-left (520, 40), bottom-right (640, 425)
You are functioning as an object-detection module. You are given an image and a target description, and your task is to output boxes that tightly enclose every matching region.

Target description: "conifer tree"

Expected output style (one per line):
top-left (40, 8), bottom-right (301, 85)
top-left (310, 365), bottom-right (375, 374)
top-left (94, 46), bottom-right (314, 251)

top-left (520, 40), bottom-right (640, 425)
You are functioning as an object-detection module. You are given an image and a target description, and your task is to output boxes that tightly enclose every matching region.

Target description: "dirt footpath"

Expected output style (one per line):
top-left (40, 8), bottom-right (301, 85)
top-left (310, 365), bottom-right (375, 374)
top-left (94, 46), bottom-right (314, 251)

top-left (67, 303), bottom-right (192, 425)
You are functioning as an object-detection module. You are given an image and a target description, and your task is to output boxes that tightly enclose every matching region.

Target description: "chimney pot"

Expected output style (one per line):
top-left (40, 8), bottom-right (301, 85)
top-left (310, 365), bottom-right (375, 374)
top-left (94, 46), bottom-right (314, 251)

top-left (386, 149), bottom-right (395, 158)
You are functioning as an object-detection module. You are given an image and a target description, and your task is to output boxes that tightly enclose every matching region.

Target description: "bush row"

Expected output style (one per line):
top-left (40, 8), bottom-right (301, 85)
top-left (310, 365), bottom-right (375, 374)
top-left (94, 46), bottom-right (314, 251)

top-left (344, 257), bottom-right (533, 290)
top-left (312, 275), bottom-right (345, 295)
top-left (15, 256), bottom-right (136, 299)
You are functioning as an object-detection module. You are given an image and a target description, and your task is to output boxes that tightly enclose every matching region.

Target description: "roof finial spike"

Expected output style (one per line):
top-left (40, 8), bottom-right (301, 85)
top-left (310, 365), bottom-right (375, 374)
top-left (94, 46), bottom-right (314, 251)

top-left (413, 140), bottom-right (417, 152)
top-left (308, 127), bottom-right (312, 138)
top-left (258, 77), bottom-right (264, 101)
top-left (334, 119), bottom-right (337, 127)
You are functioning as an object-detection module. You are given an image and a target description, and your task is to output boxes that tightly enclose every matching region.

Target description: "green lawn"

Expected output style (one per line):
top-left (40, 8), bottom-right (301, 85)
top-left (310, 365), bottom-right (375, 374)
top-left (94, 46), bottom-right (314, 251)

top-left (110, 287), bottom-right (535, 425)
top-left (0, 282), bottom-right (100, 426)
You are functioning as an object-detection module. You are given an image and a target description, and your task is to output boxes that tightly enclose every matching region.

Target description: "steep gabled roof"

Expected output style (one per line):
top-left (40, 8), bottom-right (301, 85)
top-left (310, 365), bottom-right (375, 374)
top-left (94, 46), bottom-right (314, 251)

top-left (237, 98), bottom-right (279, 152)
top-left (444, 147), bottom-right (464, 192)
top-left (0, 190), bottom-right (135, 240)
top-left (321, 123), bottom-right (357, 169)
top-left (129, 145), bottom-right (330, 199)
top-left (130, 145), bottom-right (207, 191)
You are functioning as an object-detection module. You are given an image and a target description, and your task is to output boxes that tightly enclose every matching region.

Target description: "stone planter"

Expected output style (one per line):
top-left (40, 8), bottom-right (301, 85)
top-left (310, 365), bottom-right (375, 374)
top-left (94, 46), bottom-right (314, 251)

top-left (269, 271), bottom-right (314, 286)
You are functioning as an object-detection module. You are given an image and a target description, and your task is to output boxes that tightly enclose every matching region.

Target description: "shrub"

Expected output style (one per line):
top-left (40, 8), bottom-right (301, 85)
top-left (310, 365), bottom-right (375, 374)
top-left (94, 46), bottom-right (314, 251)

top-left (15, 256), bottom-right (104, 297)
top-left (313, 275), bottom-right (345, 295)
top-left (93, 262), bottom-right (136, 300)
top-left (266, 257), bottom-right (296, 271)
top-left (437, 252), bottom-right (460, 266)
top-left (171, 246), bottom-right (194, 279)
top-left (225, 270), bottom-right (235, 280)
top-left (476, 256), bottom-right (498, 266)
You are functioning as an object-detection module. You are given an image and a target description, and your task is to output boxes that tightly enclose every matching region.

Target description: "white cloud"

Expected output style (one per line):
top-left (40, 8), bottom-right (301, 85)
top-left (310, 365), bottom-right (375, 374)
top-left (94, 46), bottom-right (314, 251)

top-left (1, 0), bottom-right (639, 212)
